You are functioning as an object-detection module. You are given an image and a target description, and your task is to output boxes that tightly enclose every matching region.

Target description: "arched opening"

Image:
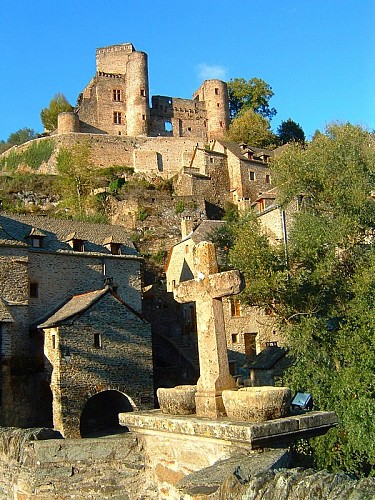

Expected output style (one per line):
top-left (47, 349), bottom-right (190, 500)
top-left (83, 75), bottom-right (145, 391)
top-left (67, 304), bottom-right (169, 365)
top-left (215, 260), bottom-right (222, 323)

top-left (80, 390), bottom-right (133, 438)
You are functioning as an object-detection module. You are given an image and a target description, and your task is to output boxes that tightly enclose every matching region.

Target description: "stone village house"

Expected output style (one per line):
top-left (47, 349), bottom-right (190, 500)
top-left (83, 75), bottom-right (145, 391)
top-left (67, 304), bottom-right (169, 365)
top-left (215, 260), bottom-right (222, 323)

top-left (0, 213), bottom-right (153, 437)
top-left (165, 216), bottom-right (285, 381)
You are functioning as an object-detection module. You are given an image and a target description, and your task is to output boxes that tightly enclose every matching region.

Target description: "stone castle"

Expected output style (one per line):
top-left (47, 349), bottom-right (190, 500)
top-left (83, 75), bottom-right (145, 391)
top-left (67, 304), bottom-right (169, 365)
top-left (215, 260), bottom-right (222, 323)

top-left (59, 43), bottom-right (229, 141)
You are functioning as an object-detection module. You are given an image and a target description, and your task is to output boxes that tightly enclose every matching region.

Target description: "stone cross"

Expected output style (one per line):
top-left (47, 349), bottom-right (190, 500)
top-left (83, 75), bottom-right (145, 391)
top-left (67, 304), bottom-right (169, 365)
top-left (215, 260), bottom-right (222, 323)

top-left (173, 241), bottom-right (242, 418)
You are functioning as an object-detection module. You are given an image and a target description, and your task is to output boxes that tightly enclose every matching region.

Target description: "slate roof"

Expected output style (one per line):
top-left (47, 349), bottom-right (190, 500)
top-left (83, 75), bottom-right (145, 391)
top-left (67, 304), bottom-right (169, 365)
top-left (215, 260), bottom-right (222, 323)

top-left (38, 289), bottom-right (108, 328)
top-left (217, 140), bottom-right (274, 162)
top-left (245, 345), bottom-right (288, 370)
top-left (0, 214), bottom-right (137, 256)
top-left (191, 220), bottom-right (225, 243)
top-left (38, 286), bottom-right (146, 328)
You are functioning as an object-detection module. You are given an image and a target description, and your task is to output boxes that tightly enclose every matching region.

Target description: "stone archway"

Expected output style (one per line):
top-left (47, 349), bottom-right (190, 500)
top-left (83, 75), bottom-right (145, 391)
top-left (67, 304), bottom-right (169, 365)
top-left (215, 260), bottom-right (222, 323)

top-left (80, 390), bottom-right (134, 438)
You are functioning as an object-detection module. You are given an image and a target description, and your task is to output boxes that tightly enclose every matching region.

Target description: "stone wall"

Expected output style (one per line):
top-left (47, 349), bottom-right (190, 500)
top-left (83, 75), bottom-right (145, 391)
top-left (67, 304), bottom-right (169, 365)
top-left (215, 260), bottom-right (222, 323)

top-left (27, 252), bottom-right (142, 325)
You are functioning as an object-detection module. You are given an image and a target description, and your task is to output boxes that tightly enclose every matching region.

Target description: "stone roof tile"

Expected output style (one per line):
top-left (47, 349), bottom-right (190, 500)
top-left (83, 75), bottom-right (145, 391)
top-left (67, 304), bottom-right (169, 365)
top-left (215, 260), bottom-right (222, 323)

top-left (0, 214), bottom-right (137, 255)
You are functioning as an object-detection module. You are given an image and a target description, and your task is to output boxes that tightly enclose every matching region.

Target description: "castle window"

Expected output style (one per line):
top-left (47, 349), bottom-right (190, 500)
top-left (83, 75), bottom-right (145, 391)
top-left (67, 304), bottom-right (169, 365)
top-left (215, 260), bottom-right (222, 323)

top-left (164, 121), bottom-right (173, 133)
top-left (217, 103), bottom-right (220, 108)
top-left (113, 89), bottom-right (122, 101)
top-left (140, 89), bottom-right (146, 97)
top-left (52, 335), bottom-right (56, 349)
top-left (30, 282), bottom-right (39, 298)
top-left (265, 174), bottom-right (270, 184)
top-left (94, 333), bottom-right (102, 348)
top-left (220, 121), bottom-right (223, 128)
top-left (249, 171), bottom-right (255, 181)
top-left (215, 88), bottom-right (219, 95)
top-left (187, 127), bottom-right (191, 132)
top-left (113, 112), bottom-right (122, 125)
top-left (142, 114), bottom-right (146, 120)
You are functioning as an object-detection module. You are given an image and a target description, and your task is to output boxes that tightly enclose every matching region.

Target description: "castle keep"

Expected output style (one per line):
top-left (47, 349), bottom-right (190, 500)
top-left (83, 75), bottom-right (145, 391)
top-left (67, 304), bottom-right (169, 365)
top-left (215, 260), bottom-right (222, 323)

top-left (61, 43), bottom-right (229, 141)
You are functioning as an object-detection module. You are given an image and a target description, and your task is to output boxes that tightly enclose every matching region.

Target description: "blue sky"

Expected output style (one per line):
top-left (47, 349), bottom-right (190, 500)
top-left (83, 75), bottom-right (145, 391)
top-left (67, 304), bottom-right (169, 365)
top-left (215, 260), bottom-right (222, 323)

top-left (1, 0), bottom-right (374, 141)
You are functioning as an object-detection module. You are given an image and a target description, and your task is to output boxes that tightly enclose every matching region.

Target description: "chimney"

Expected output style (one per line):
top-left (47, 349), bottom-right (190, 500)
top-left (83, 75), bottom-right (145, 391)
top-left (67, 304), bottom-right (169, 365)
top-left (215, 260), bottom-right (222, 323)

top-left (181, 216), bottom-right (193, 239)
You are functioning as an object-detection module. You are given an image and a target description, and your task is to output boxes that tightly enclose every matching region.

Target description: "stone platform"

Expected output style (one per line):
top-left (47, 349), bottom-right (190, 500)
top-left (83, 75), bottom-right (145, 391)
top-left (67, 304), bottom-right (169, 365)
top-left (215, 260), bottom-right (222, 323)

top-left (119, 409), bottom-right (337, 449)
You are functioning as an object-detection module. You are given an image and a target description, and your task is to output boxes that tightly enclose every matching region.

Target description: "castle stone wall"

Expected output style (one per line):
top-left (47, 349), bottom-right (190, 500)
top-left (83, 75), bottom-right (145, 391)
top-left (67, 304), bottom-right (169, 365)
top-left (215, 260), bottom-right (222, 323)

top-left (96, 43), bottom-right (135, 74)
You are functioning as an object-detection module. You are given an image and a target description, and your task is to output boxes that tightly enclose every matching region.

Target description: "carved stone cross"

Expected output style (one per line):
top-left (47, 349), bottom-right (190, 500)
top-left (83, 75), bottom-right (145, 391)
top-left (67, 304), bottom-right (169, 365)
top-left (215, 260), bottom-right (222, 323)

top-left (173, 241), bottom-right (242, 418)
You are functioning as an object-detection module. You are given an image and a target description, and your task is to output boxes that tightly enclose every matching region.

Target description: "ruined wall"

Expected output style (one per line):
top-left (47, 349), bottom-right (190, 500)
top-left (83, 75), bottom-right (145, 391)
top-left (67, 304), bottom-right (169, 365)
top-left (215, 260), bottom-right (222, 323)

top-left (150, 96), bottom-right (207, 139)
top-left (27, 252), bottom-right (142, 324)
top-left (44, 293), bottom-right (153, 438)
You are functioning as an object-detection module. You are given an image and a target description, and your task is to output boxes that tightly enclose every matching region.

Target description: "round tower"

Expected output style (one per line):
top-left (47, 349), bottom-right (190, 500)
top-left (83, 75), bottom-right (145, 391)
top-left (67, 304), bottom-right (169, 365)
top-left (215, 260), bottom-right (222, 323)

top-left (201, 80), bottom-right (230, 140)
top-left (125, 51), bottom-right (150, 136)
top-left (57, 112), bottom-right (80, 134)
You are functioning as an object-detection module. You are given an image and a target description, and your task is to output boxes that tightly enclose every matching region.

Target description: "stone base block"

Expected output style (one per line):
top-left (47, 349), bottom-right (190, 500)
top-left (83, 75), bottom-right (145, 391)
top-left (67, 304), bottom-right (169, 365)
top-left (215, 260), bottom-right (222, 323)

top-left (195, 391), bottom-right (226, 418)
top-left (222, 387), bottom-right (291, 422)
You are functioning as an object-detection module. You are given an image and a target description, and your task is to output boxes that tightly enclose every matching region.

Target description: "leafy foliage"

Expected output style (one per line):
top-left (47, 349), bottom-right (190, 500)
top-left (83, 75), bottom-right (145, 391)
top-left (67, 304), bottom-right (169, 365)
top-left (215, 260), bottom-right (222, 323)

top-left (7, 128), bottom-right (37, 146)
top-left (216, 123), bottom-right (375, 477)
top-left (277, 118), bottom-right (305, 144)
top-left (40, 93), bottom-right (73, 132)
top-left (226, 109), bottom-right (277, 148)
top-left (227, 77), bottom-right (277, 120)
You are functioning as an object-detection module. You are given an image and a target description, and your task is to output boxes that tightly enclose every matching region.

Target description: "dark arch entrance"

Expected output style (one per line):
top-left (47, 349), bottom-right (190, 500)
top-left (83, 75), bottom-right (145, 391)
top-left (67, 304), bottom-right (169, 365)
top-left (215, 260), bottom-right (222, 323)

top-left (80, 390), bottom-right (133, 437)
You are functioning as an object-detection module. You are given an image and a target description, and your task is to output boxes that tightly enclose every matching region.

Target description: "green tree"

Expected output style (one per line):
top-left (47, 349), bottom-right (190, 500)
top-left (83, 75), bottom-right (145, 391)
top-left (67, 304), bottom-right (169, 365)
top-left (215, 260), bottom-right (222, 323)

top-left (227, 77), bottom-right (277, 120)
top-left (217, 123), bottom-right (375, 477)
top-left (276, 118), bottom-right (305, 144)
top-left (226, 109), bottom-right (277, 148)
top-left (56, 142), bottom-right (95, 218)
top-left (40, 93), bottom-right (73, 132)
top-left (7, 128), bottom-right (37, 146)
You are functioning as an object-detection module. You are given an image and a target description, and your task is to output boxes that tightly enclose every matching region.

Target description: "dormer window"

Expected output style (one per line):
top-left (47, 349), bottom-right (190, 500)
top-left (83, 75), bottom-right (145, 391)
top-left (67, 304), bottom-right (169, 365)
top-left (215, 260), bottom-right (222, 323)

top-left (31, 236), bottom-right (43, 248)
top-left (72, 239), bottom-right (84, 252)
top-left (25, 228), bottom-right (46, 248)
top-left (64, 232), bottom-right (85, 252)
top-left (110, 243), bottom-right (121, 255)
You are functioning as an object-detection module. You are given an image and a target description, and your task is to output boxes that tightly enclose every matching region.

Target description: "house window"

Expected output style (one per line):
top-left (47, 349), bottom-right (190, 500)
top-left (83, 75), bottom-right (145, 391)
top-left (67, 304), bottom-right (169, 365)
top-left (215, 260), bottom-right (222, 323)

top-left (94, 333), bottom-right (102, 348)
top-left (230, 298), bottom-right (241, 317)
top-left (185, 245), bottom-right (189, 253)
top-left (30, 282), bottom-right (39, 298)
top-left (265, 174), bottom-right (270, 184)
top-left (249, 171), bottom-right (255, 181)
top-left (72, 239), bottom-right (84, 252)
top-left (210, 157), bottom-right (214, 164)
top-left (113, 111), bottom-right (122, 124)
top-left (244, 333), bottom-right (257, 357)
top-left (258, 199), bottom-right (265, 212)
top-left (231, 333), bottom-right (239, 344)
top-left (113, 89), bottom-right (122, 101)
